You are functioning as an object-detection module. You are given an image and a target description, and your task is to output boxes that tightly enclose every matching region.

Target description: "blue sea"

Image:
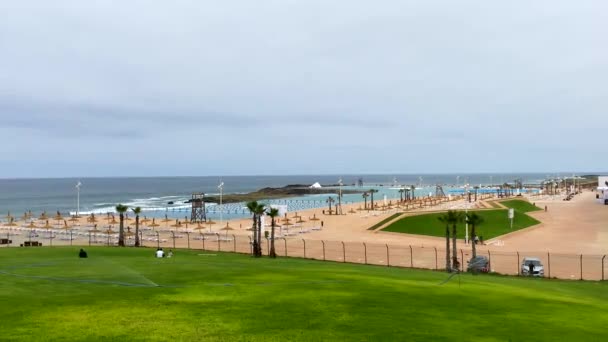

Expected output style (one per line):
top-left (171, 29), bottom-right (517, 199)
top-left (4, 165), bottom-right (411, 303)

top-left (0, 173), bottom-right (571, 220)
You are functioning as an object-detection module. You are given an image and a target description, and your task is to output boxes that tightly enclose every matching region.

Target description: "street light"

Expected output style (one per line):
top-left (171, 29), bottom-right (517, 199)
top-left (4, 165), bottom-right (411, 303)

top-left (75, 181), bottom-right (82, 217)
top-left (218, 181), bottom-right (224, 225)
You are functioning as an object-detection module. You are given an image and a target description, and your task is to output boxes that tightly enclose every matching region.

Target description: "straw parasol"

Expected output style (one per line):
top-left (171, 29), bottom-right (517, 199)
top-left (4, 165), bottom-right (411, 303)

top-left (62, 220), bottom-right (75, 230)
top-left (38, 211), bottom-right (49, 221)
top-left (206, 219), bottom-right (217, 233)
top-left (148, 218), bottom-right (160, 230)
top-left (88, 224), bottom-right (101, 234)
top-left (69, 215), bottom-right (80, 223)
top-left (140, 216), bottom-right (150, 224)
top-left (295, 217), bottom-right (307, 233)
top-left (5, 211), bottom-right (13, 221)
top-left (170, 219), bottom-right (182, 231)
top-left (24, 221), bottom-right (38, 229)
top-left (4, 218), bottom-right (17, 227)
top-left (87, 213), bottom-right (98, 223)
top-left (309, 214), bottom-right (320, 222)
top-left (348, 208), bottom-right (357, 214)
top-left (220, 222), bottom-right (234, 237)
top-left (194, 222), bottom-right (206, 231)
top-left (41, 220), bottom-right (53, 229)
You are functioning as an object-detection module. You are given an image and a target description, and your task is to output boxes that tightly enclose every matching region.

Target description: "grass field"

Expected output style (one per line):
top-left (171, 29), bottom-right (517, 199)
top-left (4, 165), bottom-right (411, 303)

top-left (367, 212), bottom-right (402, 230)
top-left (1, 247), bottom-right (607, 341)
top-left (382, 209), bottom-right (540, 239)
top-left (500, 199), bottom-right (543, 213)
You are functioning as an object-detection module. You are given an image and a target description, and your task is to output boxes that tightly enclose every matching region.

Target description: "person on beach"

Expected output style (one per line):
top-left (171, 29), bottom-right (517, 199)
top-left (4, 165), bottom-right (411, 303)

top-left (156, 248), bottom-right (164, 258)
top-left (79, 249), bottom-right (88, 258)
top-left (167, 250), bottom-right (173, 258)
top-left (528, 262), bottom-right (535, 275)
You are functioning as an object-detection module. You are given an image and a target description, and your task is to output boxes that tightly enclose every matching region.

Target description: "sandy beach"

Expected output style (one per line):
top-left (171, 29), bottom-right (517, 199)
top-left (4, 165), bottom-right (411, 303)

top-left (2, 190), bottom-right (606, 279)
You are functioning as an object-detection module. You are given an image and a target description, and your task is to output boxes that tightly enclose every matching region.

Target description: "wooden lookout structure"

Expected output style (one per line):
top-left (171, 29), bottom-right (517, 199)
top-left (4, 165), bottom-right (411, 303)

top-left (190, 193), bottom-right (207, 223)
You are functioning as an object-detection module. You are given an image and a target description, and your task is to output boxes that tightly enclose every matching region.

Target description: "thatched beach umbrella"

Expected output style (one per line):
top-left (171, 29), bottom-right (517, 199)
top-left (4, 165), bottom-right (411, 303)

top-left (87, 213), bottom-right (98, 223)
top-left (38, 211), bottom-right (49, 221)
top-left (148, 218), bottom-right (160, 230)
top-left (69, 215), bottom-right (80, 223)
top-left (140, 216), bottom-right (150, 225)
top-left (220, 222), bottom-right (234, 238)
top-left (348, 208), bottom-right (357, 214)
top-left (296, 217), bottom-right (307, 233)
top-left (41, 220), bottom-right (53, 229)
top-left (170, 220), bottom-right (182, 231)
top-left (206, 219), bottom-right (217, 233)
top-left (25, 221), bottom-right (38, 229)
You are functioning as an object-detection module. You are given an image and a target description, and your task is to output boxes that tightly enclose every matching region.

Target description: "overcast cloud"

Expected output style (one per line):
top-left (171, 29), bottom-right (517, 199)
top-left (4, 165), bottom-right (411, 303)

top-left (0, 0), bottom-right (606, 178)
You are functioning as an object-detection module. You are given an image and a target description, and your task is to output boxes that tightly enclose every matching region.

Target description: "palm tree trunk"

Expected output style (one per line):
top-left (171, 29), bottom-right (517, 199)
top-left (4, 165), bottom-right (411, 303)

top-left (452, 223), bottom-right (458, 271)
top-left (118, 214), bottom-right (125, 246)
top-left (257, 215), bottom-right (263, 256)
top-left (251, 214), bottom-right (258, 256)
top-left (135, 215), bottom-right (140, 247)
top-left (269, 218), bottom-right (276, 258)
top-left (364, 197), bottom-right (367, 209)
top-left (471, 223), bottom-right (476, 258)
top-left (445, 225), bottom-right (451, 272)
top-left (371, 194), bottom-right (374, 210)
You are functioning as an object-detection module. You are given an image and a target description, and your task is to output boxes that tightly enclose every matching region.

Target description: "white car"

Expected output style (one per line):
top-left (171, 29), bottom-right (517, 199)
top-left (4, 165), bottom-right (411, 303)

top-left (521, 257), bottom-right (544, 277)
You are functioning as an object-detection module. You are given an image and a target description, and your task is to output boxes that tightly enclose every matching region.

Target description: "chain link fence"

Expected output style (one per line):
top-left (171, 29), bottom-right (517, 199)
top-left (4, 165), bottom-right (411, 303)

top-left (2, 229), bottom-right (607, 281)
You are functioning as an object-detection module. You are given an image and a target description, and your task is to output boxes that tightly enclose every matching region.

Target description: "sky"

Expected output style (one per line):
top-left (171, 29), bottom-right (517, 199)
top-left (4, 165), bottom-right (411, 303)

top-left (1, 0), bottom-right (606, 178)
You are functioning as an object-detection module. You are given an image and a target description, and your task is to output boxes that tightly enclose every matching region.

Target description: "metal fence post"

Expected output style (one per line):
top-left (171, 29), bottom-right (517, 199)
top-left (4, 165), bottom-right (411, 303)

top-left (488, 250), bottom-right (491, 271)
top-left (186, 232), bottom-right (190, 249)
top-left (89, 232), bottom-right (91, 246)
top-left (580, 254), bottom-right (583, 280)
top-left (202, 234), bottom-right (206, 251)
top-left (266, 238), bottom-right (270, 255)
top-left (233, 235), bottom-right (236, 252)
top-left (216, 233), bottom-right (220, 251)
top-left (302, 239), bottom-right (306, 258)
top-left (284, 238), bottom-right (287, 257)
top-left (460, 249), bottom-right (464, 272)
top-left (248, 236), bottom-right (251, 254)
top-left (386, 244), bottom-right (390, 267)
top-left (409, 245), bottom-right (413, 268)
top-left (70, 231), bottom-right (73, 246)
top-left (171, 231), bottom-right (176, 249)
top-left (322, 240), bottom-right (326, 261)
top-left (156, 232), bottom-right (160, 249)
top-left (547, 252), bottom-right (551, 278)
top-left (517, 251), bottom-right (520, 275)
top-left (434, 247), bottom-right (438, 270)
top-left (602, 255), bottom-right (606, 281)
top-left (342, 241), bottom-right (346, 262)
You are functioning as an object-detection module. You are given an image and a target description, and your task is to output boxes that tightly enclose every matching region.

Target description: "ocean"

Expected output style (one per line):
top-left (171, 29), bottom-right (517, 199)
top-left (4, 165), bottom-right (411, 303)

top-left (0, 173), bottom-right (562, 220)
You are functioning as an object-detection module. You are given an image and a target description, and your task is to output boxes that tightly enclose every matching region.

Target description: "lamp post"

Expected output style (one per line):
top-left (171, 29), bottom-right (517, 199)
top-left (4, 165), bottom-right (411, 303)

top-left (465, 183), bottom-right (469, 245)
top-left (218, 181), bottom-right (224, 225)
top-left (75, 181), bottom-right (82, 217)
top-left (338, 177), bottom-right (343, 215)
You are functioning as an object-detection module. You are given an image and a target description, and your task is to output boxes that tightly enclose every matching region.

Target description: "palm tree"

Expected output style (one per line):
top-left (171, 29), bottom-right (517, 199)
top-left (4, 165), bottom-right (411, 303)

top-left (410, 185), bottom-right (416, 200)
top-left (448, 210), bottom-right (463, 270)
top-left (438, 213), bottom-right (451, 272)
top-left (398, 189), bottom-right (404, 202)
top-left (369, 189), bottom-right (378, 210)
top-left (246, 201), bottom-right (259, 256)
top-left (132, 207), bottom-right (142, 247)
top-left (254, 203), bottom-right (266, 257)
top-left (115, 204), bottom-right (128, 246)
top-left (326, 196), bottom-right (335, 214)
top-left (266, 207), bottom-right (279, 258)
top-left (467, 212), bottom-right (484, 258)
top-left (362, 192), bottom-right (369, 209)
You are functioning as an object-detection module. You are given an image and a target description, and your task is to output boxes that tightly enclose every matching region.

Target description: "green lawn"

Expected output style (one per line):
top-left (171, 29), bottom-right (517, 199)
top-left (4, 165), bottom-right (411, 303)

top-left (382, 209), bottom-right (540, 239)
top-left (500, 199), bottom-right (543, 213)
top-left (1, 248), bottom-right (607, 341)
top-left (367, 212), bottom-right (403, 230)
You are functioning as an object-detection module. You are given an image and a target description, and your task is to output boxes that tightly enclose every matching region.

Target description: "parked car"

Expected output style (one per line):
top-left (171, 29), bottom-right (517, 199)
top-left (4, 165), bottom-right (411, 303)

top-left (521, 257), bottom-right (544, 277)
top-left (467, 256), bottom-right (489, 273)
